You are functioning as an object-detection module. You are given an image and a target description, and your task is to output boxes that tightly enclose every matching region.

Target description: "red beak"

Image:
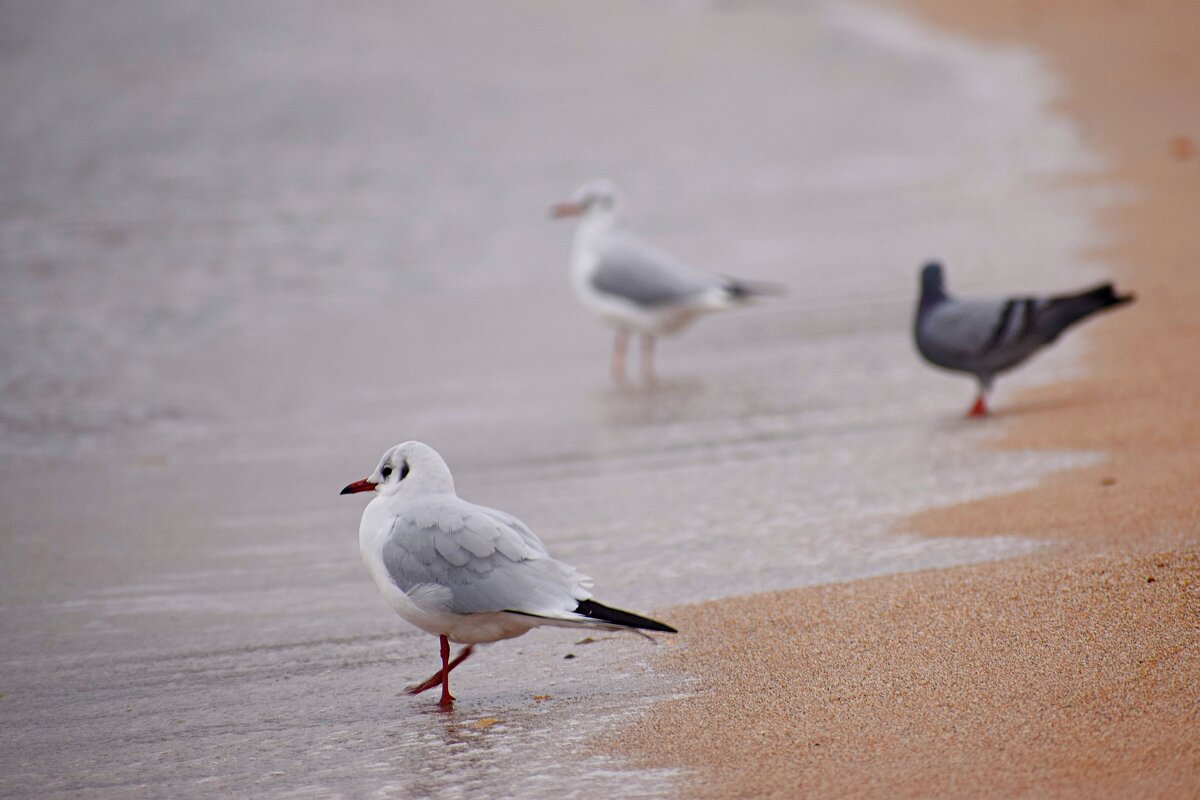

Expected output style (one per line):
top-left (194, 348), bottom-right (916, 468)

top-left (549, 202), bottom-right (584, 218)
top-left (340, 478), bottom-right (377, 495)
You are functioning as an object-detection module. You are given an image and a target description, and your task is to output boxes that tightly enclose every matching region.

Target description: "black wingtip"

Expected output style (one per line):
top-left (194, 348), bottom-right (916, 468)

top-left (1086, 283), bottom-right (1137, 308)
top-left (722, 276), bottom-right (786, 300)
top-left (574, 599), bottom-right (677, 633)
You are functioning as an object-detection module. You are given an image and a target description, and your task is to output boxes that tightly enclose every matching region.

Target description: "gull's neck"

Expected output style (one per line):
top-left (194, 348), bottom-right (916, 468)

top-left (575, 208), bottom-right (616, 243)
top-left (570, 208), bottom-right (617, 275)
top-left (365, 485), bottom-right (457, 533)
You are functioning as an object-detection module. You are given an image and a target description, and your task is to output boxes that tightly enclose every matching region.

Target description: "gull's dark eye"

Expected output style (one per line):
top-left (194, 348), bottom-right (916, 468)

top-left (398, 461), bottom-right (410, 480)
top-left (379, 465), bottom-right (393, 479)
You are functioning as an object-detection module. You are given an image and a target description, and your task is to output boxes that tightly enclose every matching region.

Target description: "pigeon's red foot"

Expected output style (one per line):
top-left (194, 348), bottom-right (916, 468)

top-left (966, 396), bottom-right (988, 418)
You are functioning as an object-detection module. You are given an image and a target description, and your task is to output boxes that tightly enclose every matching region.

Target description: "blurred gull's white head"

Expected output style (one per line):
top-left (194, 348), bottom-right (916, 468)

top-left (550, 178), bottom-right (622, 219)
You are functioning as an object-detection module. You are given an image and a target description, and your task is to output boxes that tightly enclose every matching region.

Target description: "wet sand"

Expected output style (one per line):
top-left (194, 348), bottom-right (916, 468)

top-left (613, 0), bottom-right (1200, 795)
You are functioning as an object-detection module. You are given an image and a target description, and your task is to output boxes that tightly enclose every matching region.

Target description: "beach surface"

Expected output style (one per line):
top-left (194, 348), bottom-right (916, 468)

top-left (1, 1), bottom-right (1195, 798)
top-left (613, 0), bottom-right (1200, 796)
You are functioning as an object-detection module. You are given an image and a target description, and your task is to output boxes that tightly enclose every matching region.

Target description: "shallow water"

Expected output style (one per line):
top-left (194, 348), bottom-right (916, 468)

top-left (0, 1), bottom-right (1112, 797)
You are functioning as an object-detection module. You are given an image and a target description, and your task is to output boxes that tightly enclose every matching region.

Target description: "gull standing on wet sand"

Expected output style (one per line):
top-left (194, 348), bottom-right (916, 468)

top-left (341, 441), bottom-right (676, 708)
top-left (551, 179), bottom-right (781, 384)
top-left (914, 261), bottom-right (1134, 417)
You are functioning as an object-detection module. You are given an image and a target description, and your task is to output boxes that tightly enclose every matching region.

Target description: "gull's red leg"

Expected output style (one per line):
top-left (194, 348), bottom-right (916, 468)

top-left (437, 634), bottom-right (454, 707)
top-left (612, 330), bottom-right (630, 384)
top-left (640, 334), bottom-right (656, 386)
top-left (405, 639), bottom-right (475, 699)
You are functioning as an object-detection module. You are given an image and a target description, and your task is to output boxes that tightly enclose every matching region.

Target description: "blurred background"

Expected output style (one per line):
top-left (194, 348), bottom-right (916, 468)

top-left (1, 1), bottom-right (1115, 797)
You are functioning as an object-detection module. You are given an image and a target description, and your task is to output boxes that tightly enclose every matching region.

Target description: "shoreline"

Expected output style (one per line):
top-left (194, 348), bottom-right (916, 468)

top-left (610, 0), bottom-right (1200, 795)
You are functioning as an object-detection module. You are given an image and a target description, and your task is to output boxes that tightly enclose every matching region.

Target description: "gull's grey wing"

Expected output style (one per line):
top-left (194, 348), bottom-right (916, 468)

top-left (381, 498), bottom-right (591, 617)
top-left (591, 231), bottom-right (714, 307)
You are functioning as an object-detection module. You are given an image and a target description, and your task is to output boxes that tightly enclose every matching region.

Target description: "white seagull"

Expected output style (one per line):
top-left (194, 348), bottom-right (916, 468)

top-left (551, 179), bottom-right (781, 384)
top-left (341, 441), bottom-right (676, 708)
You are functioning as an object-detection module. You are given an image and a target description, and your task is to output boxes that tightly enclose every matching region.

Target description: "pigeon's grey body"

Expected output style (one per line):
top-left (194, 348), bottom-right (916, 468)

top-left (913, 262), bottom-right (1134, 415)
top-left (342, 441), bottom-right (675, 705)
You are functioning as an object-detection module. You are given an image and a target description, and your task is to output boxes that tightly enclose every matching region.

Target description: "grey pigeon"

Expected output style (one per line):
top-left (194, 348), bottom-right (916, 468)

top-left (341, 441), bottom-right (676, 708)
top-left (914, 262), bottom-right (1134, 416)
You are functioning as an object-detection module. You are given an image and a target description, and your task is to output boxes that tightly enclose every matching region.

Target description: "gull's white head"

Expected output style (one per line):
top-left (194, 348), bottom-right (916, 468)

top-left (550, 178), bottom-right (622, 220)
top-left (340, 441), bottom-right (456, 499)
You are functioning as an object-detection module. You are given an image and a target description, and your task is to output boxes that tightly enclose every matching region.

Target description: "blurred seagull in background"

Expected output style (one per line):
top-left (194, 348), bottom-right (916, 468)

top-left (341, 441), bottom-right (676, 708)
top-left (551, 179), bottom-right (782, 384)
top-left (914, 261), bottom-right (1135, 417)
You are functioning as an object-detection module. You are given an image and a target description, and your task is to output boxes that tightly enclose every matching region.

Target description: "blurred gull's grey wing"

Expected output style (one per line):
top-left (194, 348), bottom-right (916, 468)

top-left (591, 231), bottom-right (714, 307)
top-left (381, 498), bottom-right (590, 617)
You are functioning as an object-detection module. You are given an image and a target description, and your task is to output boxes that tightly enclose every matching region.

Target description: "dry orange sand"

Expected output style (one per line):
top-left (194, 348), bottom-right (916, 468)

top-left (611, 1), bottom-right (1200, 796)
top-left (620, 552), bottom-right (1199, 798)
